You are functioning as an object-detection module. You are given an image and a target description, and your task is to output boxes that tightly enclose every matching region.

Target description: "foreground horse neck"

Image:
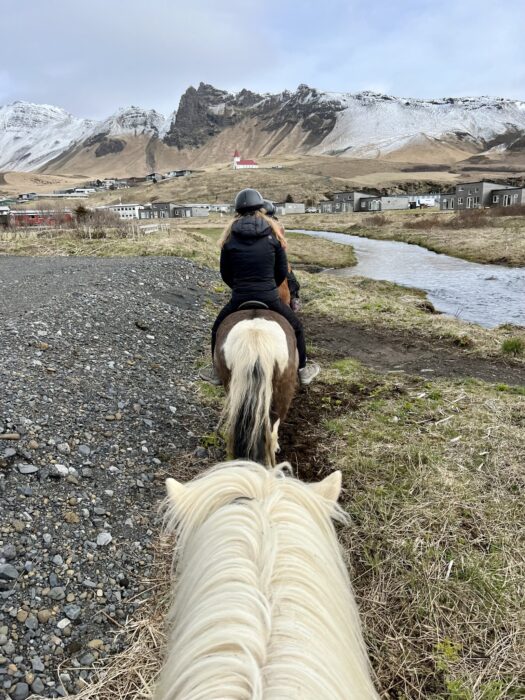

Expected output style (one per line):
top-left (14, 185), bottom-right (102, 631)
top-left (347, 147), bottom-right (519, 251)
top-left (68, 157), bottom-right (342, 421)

top-left (156, 463), bottom-right (379, 700)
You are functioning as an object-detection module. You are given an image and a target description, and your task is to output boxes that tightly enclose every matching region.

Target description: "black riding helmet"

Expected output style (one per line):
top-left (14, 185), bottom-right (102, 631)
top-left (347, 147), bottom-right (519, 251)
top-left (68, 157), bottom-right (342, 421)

top-left (234, 188), bottom-right (264, 214)
top-left (262, 199), bottom-right (276, 216)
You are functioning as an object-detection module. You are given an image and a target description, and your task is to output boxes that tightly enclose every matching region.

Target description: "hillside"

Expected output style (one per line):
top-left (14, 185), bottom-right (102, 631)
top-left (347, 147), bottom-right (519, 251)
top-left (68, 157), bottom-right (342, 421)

top-left (1, 84), bottom-right (525, 181)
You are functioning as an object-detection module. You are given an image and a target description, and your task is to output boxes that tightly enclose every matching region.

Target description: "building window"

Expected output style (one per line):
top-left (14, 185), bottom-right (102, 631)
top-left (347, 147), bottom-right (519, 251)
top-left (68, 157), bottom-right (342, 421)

top-left (474, 187), bottom-right (479, 193)
top-left (458, 187), bottom-right (463, 192)
top-left (493, 195), bottom-right (499, 203)
top-left (474, 197), bottom-right (480, 207)
top-left (451, 200), bottom-right (454, 209)
top-left (458, 198), bottom-right (463, 204)
top-left (513, 193), bottom-right (519, 201)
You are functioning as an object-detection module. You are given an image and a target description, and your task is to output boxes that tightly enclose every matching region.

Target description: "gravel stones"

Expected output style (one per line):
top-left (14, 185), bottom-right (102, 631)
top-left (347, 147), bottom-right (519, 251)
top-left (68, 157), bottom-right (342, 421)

top-left (96, 532), bottom-right (112, 547)
top-left (0, 256), bottom-right (218, 696)
top-left (10, 682), bottom-right (30, 700)
top-left (0, 564), bottom-right (19, 581)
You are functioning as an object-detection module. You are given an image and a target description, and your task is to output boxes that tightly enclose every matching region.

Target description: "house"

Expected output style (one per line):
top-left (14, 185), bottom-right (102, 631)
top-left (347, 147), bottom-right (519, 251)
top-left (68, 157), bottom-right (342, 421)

top-left (209, 203), bottom-right (231, 213)
top-left (73, 188), bottom-right (96, 195)
top-left (440, 181), bottom-right (508, 210)
top-left (172, 205), bottom-right (209, 218)
top-left (440, 194), bottom-right (457, 211)
top-left (491, 187), bottom-right (525, 208)
top-left (232, 150), bottom-right (258, 170)
top-left (165, 169), bottom-right (193, 178)
top-left (146, 172), bottom-right (164, 183)
top-left (101, 204), bottom-right (144, 219)
top-left (358, 195), bottom-right (411, 212)
top-left (126, 177), bottom-right (147, 187)
top-left (332, 191), bottom-right (371, 212)
top-left (0, 206), bottom-right (10, 226)
top-left (274, 202), bottom-right (306, 216)
top-left (138, 205), bottom-right (160, 220)
top-left (319, 201), bottom-right (335, 214)
top-left (151, 202), bottom-right (179, 218)
top-left (9, 210), bottom-right (73, 227)
top-left (18, 192), bottom-right (38, 201)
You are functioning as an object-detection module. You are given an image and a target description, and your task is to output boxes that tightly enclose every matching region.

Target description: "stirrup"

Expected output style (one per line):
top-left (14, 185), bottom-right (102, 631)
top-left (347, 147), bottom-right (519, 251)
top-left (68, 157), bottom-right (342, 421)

top-left (237, 300), bottom-right (269, 310)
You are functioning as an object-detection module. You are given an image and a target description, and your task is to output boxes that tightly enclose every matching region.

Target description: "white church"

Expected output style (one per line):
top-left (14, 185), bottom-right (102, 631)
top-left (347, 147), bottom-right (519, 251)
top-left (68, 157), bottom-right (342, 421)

top-left (232, 149), bottom-right (258, 170)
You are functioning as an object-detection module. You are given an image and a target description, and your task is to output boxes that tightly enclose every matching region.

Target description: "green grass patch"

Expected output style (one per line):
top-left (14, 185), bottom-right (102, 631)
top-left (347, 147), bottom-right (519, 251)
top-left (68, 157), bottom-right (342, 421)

top-left (501, 337), bottom-right (524, 356)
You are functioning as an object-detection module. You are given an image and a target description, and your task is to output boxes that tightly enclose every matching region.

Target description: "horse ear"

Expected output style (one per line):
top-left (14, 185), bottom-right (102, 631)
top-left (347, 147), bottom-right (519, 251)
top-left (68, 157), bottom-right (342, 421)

top-left (166, 478), bottom-right (185, 502)
top-left (310, 471), bottom-right (342, 502)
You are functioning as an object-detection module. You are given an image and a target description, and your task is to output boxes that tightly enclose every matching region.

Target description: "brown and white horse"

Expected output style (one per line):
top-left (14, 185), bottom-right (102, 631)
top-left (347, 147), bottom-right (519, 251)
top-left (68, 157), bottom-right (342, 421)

top-left (214, 309), bottom-right (298, 466)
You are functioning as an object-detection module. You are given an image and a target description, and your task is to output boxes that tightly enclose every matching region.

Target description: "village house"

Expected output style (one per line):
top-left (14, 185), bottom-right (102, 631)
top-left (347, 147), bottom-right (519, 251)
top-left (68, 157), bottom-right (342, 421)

top-left (151, 202), bottom-right (179, 218)
top-left (357, 195), bottom-right (412, 212)
top-left (146, 172), bottom-right (164, 183)
top-left (275, 202), bottom-right (306, 215)
top-left (333, 191), bottom-right (371, 212)
top-left (440, 181), bottom-right (509, 210)
top-left (138, 205), bottom-right (160, 220)
top-left (490, 187), bottom-right (525, 208)
top-left (101, 204), bottom-right (144, 219)
top-left (172, 205), bottom-right (209, 218)
top-left (0, 206), bottom-right (10, 226)
top-left (7, 209), bottom-right (73, 227)
top-left (232, 150), bottom-right (258, 170)
top-left (164, 169), bottom-right (193, 178)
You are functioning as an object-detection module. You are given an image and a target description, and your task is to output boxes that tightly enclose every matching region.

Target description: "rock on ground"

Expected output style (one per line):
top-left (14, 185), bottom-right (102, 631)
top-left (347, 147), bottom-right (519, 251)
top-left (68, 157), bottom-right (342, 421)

top-left (0, 256), bottom-right (219, 697)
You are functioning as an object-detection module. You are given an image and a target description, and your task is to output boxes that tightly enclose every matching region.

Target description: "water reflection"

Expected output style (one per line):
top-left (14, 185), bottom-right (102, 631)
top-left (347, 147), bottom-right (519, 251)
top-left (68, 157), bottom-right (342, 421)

top-left (294, 230), bottom-right (525, 328)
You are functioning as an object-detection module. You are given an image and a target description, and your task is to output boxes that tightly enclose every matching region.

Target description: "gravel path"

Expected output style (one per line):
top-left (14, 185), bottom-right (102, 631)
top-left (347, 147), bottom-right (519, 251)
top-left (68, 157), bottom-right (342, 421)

top-left (0, 256), bottom-right (218, 699)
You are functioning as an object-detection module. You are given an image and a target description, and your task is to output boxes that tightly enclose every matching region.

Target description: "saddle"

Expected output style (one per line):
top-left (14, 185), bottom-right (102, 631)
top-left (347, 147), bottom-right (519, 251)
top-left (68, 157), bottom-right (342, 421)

top-left (237, 300), bottom-right (269, 311)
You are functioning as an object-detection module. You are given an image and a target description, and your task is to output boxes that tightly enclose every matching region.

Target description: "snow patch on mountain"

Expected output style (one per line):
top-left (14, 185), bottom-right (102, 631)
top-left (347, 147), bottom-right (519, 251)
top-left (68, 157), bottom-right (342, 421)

top-left (86, 106), bottom-right (167, 139)
top-left (310, 91), bottom-right (525, 155)
top-left (0, 101), bottom-right (93, 171)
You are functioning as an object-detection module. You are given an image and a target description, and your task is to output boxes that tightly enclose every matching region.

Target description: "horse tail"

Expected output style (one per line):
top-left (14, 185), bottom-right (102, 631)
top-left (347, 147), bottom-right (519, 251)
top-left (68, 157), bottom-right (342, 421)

top-left (222, 318), bottom-right (289, 465)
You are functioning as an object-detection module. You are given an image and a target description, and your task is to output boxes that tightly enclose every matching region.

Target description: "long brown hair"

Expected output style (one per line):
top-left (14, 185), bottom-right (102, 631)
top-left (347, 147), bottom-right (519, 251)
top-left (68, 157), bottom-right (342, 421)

top-left (219, 210), bottom-right (287, 249)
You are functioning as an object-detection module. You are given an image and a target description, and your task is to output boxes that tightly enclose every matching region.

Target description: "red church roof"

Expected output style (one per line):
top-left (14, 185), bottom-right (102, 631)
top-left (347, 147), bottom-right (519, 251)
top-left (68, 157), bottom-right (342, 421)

top-left (237, 159), bottom-right (257, 165)
top-left (233, 149), bottom-right (240, 157)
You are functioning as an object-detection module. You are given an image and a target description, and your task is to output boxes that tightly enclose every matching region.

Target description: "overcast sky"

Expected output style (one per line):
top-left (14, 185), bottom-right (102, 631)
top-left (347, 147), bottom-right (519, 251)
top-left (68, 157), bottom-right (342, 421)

top-left (1, 0), bottom-right (524, 119)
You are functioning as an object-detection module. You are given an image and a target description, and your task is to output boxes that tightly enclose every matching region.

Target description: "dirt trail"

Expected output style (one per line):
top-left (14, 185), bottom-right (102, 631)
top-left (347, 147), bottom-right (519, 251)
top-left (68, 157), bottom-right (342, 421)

top-left (306, 315), bottom-right (525, 387)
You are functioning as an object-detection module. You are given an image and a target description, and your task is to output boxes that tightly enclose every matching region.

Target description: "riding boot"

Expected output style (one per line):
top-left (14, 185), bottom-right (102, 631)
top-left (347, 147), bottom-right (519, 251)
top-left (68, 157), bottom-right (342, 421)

top-left (199, 365), bottom-right (222, 386)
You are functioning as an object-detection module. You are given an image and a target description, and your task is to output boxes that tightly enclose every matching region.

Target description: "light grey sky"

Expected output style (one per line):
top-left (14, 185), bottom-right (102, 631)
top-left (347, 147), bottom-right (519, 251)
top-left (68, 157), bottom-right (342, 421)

top-left (1, 0), bottom-right (524, 119)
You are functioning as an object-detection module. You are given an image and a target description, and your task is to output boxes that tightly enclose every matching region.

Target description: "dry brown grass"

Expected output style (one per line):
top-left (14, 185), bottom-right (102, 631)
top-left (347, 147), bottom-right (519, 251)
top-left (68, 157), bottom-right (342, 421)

top-left (321, 360), bottom-right (525, 698)
top-left (0, 219), bottom-right (356, 270)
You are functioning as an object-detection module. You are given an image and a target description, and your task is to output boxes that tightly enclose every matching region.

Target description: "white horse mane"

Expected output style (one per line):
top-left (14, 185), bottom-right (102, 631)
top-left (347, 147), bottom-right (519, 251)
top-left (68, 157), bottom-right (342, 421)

top-left (155, 461), bottom-right (378, 699)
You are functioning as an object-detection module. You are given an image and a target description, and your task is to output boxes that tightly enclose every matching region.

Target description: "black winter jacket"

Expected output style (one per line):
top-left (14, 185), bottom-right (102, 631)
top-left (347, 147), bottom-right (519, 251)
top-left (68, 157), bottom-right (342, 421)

top-left (220, 215), bottom-right (289, 303)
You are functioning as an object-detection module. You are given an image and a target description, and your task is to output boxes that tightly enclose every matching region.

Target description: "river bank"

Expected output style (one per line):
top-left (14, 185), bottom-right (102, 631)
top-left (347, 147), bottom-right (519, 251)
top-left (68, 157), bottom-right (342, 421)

top-left (285, 209), bottom-right (525, 267)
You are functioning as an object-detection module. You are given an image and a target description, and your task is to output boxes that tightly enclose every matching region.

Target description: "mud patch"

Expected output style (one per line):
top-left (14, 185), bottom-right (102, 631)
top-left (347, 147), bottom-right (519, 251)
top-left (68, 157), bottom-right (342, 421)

top-left (279, 380), bottom-right (382, 481)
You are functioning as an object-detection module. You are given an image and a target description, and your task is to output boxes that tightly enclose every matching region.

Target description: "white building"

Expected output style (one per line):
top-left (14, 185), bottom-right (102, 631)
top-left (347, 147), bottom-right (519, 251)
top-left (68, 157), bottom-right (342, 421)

top-left (232, 149), bottom-right (258, 170)
top-left (99, 204), bottom-right (144, 219)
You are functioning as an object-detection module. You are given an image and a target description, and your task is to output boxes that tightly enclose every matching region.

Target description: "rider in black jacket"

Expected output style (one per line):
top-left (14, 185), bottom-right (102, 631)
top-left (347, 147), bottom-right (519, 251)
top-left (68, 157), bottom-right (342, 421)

top-left (200, 188), bottom-right (319, 386)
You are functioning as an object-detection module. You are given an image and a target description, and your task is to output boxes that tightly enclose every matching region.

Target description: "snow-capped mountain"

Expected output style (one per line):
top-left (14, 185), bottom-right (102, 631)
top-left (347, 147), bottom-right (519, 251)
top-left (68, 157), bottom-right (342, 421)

top-left (310, 91), bottom-right (525, 156)
top-left (1, 85), bottom-right (525, 175)
top-left (0, 101), bottom-right (93, 171)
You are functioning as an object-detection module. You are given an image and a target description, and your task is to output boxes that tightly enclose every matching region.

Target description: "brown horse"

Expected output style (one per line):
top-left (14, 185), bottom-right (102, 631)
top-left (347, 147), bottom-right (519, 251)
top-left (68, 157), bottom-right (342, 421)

top-left (215, 308), bottom-right (298, 466)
